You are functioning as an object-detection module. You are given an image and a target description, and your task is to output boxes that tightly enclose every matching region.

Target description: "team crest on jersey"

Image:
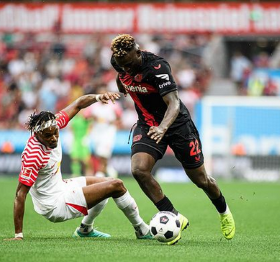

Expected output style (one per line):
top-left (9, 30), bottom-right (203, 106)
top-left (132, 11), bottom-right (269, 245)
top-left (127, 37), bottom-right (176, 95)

top-left (134, 74), bottom-right (143, 82)
top-left (133, 134), bottom-right (142, 142)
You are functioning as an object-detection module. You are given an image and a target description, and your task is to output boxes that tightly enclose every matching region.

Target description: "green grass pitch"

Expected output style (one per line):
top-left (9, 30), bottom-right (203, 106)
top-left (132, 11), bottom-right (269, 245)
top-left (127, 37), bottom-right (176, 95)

top-left (0, 176), bottom-right (279, 262)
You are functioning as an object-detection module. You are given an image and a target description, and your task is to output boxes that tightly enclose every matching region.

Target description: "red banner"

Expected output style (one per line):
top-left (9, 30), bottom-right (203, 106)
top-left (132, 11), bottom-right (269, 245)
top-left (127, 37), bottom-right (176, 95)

top-left (0, 3), bottom-right (280, 34)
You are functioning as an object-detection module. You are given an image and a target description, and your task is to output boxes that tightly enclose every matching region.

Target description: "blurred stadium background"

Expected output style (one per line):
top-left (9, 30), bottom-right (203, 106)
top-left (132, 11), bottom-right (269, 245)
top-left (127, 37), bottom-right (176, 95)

top-left (1, 0), bottom-right (280, 181)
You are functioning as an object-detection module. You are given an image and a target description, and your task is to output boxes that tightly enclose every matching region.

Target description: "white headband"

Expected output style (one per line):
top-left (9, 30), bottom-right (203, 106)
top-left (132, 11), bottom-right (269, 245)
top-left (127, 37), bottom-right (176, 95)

top-left (34, 119), bottom-right (57, 132)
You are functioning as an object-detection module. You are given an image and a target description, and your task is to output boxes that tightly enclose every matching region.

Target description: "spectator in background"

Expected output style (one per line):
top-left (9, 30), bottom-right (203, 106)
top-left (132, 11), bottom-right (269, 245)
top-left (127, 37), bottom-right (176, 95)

top-left (176, 63), bottom-right (196, 90)
top-left (269, 42), bottom-right (280, 69)
top-left (230, 51), bottom-right (252, 95)
top-left (69, 112), bottom-right (92, 177)
top-left (120, 97), bottom-right (138, 130)
top-left (0, 82), bottom-right (23, 128)
top-left (39, 75), bottom-right (61, 111)
top-left (202, 33), bottom-right (226, 78)
top-left (7, 50), bottom-right (25, 77)
top-left (50, 34), bottom-right (66, 60)
top-left (84, 86), bottom-right (122, 178)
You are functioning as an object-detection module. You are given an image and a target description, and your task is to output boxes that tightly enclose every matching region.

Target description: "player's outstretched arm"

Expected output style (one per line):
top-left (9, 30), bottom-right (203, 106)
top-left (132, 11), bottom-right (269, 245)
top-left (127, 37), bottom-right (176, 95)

top-left (63, 92), bottom-right (120, 120)
top-left (4, 183), bottom-right (30, 241)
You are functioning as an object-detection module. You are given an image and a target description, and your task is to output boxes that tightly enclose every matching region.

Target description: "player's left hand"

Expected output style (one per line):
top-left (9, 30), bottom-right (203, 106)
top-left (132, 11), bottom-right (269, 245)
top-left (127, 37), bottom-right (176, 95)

top-left (100, 92), bottom-right (121, 104)
top-left (147, 126), bottom-right (166, 144)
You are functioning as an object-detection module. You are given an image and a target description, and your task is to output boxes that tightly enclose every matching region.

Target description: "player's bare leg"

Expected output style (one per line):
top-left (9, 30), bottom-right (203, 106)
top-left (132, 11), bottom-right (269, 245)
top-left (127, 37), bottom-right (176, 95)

top-left (131, 153), bottom-right (164, 203)
top-left (73, 177), bottom-right (113, 238)
top-left (185, 164), bottom-right (235, 240)
top-left (74, 177), bottom-right (151, 239)
top-left (131, 152), bottom-right (189, 244)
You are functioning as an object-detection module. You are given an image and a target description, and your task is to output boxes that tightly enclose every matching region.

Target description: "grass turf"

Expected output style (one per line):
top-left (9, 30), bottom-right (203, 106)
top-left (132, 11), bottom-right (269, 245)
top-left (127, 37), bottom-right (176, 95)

top-left (0, 177), bottom-right (279, 262)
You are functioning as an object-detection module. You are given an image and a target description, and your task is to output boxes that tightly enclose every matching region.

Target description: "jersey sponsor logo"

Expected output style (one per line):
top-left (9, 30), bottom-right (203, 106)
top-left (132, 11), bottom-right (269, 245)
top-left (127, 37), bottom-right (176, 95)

top-left (134, 74), bottom-right (143, 82)
top-left (124, 84), bottom-right (148, 93)
top-left (159, 81), bottom-right (172, 89)
top-left (154, 64), bottom-right (161, 70)
top-left (156, 74), bottom-right (170, 81)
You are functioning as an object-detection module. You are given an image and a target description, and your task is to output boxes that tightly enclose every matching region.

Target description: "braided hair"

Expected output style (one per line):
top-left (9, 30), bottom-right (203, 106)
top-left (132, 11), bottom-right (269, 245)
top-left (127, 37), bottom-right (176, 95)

top-left (111, 34), bottom-right (136, 58)
top-left (26, 111), bottom-right (56, 134)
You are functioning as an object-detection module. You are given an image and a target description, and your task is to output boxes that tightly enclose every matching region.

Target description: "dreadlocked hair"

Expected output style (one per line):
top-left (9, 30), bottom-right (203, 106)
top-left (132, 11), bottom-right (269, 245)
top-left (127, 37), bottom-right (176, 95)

top-left (111, 34), bottom-right (136, 58)
top-left (26, 111), bottom-right (56, 133)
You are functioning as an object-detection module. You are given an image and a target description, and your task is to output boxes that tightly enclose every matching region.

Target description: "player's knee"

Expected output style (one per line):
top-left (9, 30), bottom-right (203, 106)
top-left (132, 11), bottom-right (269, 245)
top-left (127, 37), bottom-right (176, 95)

top-left (193, 173), bottom-right (209, 189)
top-left (131, 166), bottom-right (149, 181)
top-left (196, 175), bottom-right (216, 190)
top-left (111, 178), bottom-right (126, 194)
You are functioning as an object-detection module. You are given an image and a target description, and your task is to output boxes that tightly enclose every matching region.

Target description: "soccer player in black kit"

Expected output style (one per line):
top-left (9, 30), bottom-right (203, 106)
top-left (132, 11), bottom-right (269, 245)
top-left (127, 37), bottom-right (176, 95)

top-left (110, 34), bottom-right (235, 245)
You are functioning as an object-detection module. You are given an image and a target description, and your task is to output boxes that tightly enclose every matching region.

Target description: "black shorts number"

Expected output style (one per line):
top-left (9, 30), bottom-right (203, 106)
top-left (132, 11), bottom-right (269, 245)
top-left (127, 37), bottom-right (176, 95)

top-left (131, 121), bottom-right (204, 169)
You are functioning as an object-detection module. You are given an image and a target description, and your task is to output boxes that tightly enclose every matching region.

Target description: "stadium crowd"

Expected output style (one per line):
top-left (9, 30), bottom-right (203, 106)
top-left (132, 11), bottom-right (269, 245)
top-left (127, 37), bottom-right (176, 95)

top-left (230, 47), bottom-right (280, 96)
top-left (0, 32), bottom-right (211, 130)
top-left (1, 32), bottom-right (279, 130)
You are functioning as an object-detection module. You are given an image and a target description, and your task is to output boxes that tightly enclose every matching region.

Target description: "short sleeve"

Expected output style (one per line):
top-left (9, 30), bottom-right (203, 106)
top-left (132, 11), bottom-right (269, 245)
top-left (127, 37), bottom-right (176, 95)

top-left (55, 111), bottom-right (70, 129)
top-left (150, 60), bottom-right (177, 97)
top-left (19, 152), bottom-right (40, 187)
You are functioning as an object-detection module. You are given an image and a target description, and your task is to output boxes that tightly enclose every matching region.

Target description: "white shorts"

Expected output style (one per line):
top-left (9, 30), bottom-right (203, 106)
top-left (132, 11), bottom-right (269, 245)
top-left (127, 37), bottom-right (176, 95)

top-left (43, 177), bottom-right (88, 223)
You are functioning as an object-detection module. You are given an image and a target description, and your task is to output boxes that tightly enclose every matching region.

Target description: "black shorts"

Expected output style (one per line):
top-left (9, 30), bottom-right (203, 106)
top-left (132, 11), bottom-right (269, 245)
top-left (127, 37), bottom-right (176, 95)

top-left (131, 120), bottom-right (204, 169)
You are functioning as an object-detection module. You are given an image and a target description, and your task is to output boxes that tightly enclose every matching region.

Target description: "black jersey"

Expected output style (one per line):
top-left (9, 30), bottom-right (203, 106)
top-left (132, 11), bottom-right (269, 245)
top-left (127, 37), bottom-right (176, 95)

top-left (111, 51), bottom-right (191, 128)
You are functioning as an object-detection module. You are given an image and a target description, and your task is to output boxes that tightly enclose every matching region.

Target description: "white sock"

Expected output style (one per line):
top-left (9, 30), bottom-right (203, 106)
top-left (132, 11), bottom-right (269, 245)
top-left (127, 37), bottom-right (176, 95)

top-left (220, 205), bottom-right (230, 215)
top-left (106, 166), bottom-right (118, 178)
top-left (113, 191), bottom-right (149, 235)
top-left (79, 198), bottom-right (108, 233)
top-left (95, 171), bottom-right (105, 177)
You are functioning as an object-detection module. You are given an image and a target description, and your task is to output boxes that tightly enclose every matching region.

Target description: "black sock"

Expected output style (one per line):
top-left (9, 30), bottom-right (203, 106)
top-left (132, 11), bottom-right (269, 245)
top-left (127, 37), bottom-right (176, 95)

top-left (155, 195), bottom-right (178, 215)
top-left (210, 192), bottom-right (227, 213)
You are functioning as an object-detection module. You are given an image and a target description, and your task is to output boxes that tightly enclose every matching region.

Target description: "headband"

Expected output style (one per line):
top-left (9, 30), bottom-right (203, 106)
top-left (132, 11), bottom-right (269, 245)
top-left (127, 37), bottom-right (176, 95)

top-left (34, 119), bottom-right (57, 132)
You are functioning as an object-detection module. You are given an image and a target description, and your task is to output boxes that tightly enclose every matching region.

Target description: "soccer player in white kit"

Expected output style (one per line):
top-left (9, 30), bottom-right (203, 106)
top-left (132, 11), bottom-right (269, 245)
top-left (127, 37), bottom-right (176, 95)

top-left (7, 92), bottom-right (152, 241)
top-left (85, 91), bottom-right (122, 178)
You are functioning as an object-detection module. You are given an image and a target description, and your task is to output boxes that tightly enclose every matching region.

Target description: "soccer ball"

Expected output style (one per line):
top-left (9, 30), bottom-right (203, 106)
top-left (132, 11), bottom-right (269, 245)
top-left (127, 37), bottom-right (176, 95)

top-left (149, 211), bottom-right (181, 242)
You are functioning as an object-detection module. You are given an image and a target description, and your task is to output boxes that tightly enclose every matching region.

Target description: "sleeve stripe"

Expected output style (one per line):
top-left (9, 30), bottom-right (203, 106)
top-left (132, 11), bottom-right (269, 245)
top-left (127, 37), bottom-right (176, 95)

top-left (28, 141), bottom-right (50, 154)
top-left (27, 143), bottom-right (48, 153)
top-left (22, 154), bottom-right (49, 164)
top-left (23, 150), bottom-right (49, 162)
top-left (23, 150), bottom-right (49, 160)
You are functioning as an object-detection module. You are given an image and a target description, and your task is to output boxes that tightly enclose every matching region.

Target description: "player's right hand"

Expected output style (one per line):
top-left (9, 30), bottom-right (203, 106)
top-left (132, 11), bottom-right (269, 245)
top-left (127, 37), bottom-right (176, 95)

top-left (100, 92), bottom-right (121, 104)
top-left (147, 126), bottom-right (166, 144)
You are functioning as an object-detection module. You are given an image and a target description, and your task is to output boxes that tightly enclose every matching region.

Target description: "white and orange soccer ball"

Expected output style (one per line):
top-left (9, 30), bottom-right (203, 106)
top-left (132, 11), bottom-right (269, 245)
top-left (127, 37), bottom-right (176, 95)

top-left (149, 211), bottom-right (181, 243)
